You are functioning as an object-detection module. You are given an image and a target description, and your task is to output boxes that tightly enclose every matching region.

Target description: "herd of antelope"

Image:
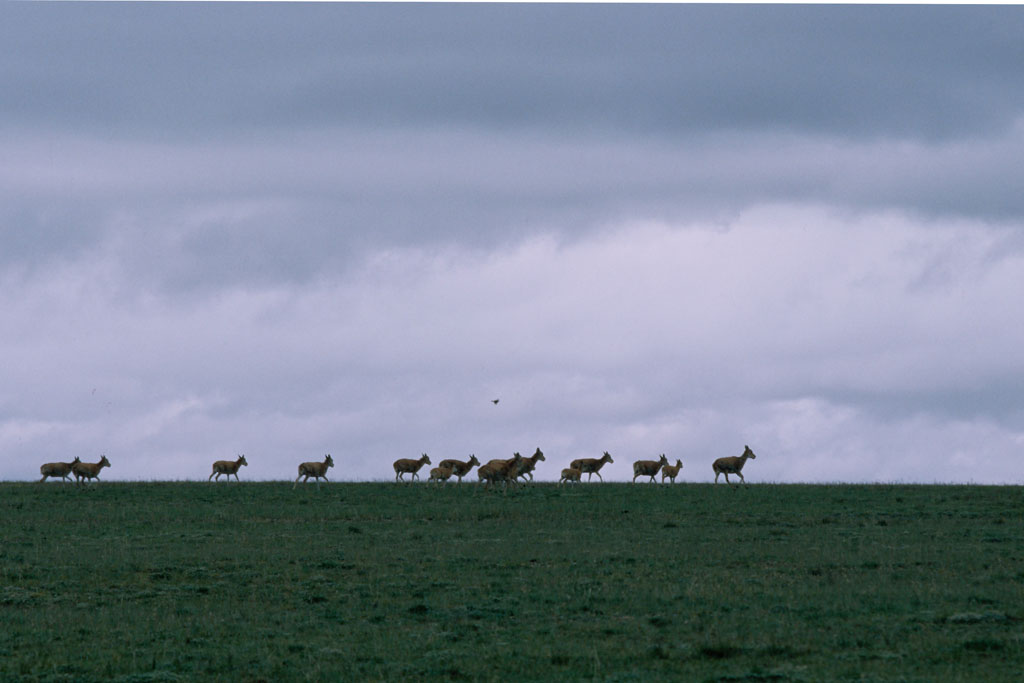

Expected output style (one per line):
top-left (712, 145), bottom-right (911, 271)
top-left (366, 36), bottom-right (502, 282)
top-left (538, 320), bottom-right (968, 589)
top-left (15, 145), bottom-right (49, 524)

top-left (38, 455), bottom-right (111, 485)
top-left (38, 446), bottom-right (759, 489)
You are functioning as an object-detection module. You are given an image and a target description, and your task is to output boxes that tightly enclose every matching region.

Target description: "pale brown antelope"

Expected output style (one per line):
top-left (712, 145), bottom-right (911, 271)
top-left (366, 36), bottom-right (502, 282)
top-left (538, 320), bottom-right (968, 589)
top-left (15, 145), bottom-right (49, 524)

top-left (39, 457), bottom-right (81, 483)
top-left (558, 467), bottom-right (582, 486)
top-left (437, 454), bottom-right (480, 483)
top-left (477, 453), bottom-right (524, 492)
top-left (394, 453), bottom-right (431, 482)
top-left (569, 452), bottom-right (614, 482)
top-left (713, 445), bottom-right (757, 484)
top-left (209, 454), bottom-right (248, 482)
top-left (428, 466), bottom-right (454, 485)
top-left (512, 448), bottom-right (545, 483)
top-left (633, 454), bottom-right (670, 483)
top-left (483, 452), bottom-right (526, 489)
top-left (294, 454), bottom-right (335, 489)
top-left (73, 455), bottom-right (111, 484)
top-left (661, 459), bottom-right (684, 483)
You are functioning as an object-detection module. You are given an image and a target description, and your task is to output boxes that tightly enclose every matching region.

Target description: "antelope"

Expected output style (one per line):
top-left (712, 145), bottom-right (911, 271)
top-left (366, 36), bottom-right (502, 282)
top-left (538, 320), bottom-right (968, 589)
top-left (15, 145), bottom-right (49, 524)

top-left (428, 466), bottom-right (454, 485)
top-left (558, 467), bottom-right (582, 486)
top-left (713, 445), bottom-right (757, 484)
top-left (39, 457), bottom-right (81, 483)
top-left (294, 454), bottom-right (334, 489)
top-left (477, 453), bottom-right (524, 492)
top-left (661, 459), bottom-right (684, 483)
top-left (484, 452), bottom-right (521, 475)
top-left (394, 454), bottom-right (431, 482)
top-left (512, 448), bottom-right (545, 482)
top-left (209, 454), bottom-right (248, 482)
top-left (73, 455), bottom-right (111, 484)
top-left (633, 454), bottom-right (670, 483)
top-left (569, 452), bottom-right (614, 482)
top-left (436, 454), bottom-right (480, 483)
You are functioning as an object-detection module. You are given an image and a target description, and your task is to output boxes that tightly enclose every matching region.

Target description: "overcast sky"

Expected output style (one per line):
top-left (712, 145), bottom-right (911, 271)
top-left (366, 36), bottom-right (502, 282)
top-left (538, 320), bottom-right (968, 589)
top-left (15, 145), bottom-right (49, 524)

top-left (3, 4), bottom-right (1024, 483)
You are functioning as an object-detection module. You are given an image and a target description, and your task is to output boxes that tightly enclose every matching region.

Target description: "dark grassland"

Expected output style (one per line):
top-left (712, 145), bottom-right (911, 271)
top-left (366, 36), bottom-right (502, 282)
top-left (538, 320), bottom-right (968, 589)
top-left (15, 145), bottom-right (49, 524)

top-left (1, 482), bottom-right (1022, 682)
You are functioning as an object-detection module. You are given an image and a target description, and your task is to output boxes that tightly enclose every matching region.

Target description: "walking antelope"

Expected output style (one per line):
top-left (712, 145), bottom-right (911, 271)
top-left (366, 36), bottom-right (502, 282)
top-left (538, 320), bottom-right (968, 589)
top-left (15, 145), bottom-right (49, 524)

top-left (512, 448), bottom-right (545, 482)
top-left (713, 445), bottom-right (757, 484)
top-left (558, 467), bottom-right (582, 486)
top-left (569, 452), bottom-right (614, 482)
top-left (73, 455), bottom-right (111, 484)
top-left (633, 454), bottom-right (670, 483)
top-left (477, 453), bottom-right (524, 492)
top-left (436, 455), bottom-right (480, 483)
top-left (39, 457), bottom-right (81, 483)
top-left (209, 454), bottom-right (248, 482)
top-left (428, 466), bottom-right (454, 485)
top-left (394, 454), bottom-right (431, 482)
top-left (661, 459), bottom-right (684, 483)
top-left (294, 454), bottom-right (335, 489)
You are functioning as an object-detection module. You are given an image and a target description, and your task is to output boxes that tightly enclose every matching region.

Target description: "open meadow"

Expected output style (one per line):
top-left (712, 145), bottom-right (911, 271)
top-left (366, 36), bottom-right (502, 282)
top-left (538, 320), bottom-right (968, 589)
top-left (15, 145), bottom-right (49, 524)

top-left (1, 481), bottom-right (1022, 681)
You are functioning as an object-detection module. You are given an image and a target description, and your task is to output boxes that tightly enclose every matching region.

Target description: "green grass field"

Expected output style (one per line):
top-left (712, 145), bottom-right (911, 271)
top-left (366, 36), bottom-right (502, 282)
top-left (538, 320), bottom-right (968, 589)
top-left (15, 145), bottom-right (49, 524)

top-left (2, 481), bottom-right (1022, 681)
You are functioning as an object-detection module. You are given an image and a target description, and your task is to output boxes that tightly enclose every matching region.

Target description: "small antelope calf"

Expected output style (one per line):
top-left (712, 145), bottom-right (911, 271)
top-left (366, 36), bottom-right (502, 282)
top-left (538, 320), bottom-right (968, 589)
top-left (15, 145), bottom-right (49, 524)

top-left (209, 454), bottom-right (248, 482)
top-left (661, 459), bottom-right (684, 483)
top-left (633, 454), bottom-right (670, 483)
top-left (558, 467), bottom-right (582, 486)
top-left (428, 466), bottom-right (454, 485)
top-left (40, 457), bottom-right (81, 483)
top-left (570, 452), bottom-right (614, 482)
top-left (437, 455), bottom-right (480, 483)
top-left (294, 454), bottom-right (335, 488)
top-left (73, 455), bottom-right (111, 484)
top-left (394, 454), bottom-right (431, 482)
top-left (713, 445), bottom-right (757, 484)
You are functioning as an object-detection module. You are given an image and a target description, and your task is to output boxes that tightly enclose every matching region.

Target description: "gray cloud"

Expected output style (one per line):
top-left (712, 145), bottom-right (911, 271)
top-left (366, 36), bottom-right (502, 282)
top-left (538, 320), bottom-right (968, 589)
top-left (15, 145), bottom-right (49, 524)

top-left (2, 5), bottom-right (1023, 483)
top-left (4, 124), bottom-right (1024, 295)
top-left (3, 4), bottom-right (1023, 140)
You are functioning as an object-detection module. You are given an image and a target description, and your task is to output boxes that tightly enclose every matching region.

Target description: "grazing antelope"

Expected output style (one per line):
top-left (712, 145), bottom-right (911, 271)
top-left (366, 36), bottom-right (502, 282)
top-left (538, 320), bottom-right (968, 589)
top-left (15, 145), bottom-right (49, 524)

top-left (713, 445), bottom-right (757, 484)
top-left (39, 457), bottom-right (81, 483)
top-left (558, 468), bottom-right (582, 486)
top-left (209, 454), bottom-right (248, 482)
top-left (477, 453), bottom-right (524, 492)
top-left (436, 454), bottom-right (480, 483)
top-left (569, 452), bottom-right (614, 482)
top-left (394, 454), bottom-right (431, 482)
top-left (428, 466), bottom-right (454, 485)
top-left (294, 454), bottom-right (335, 489)
top-left (633, 454), bottom-right (670, 484)
top-left (511, 448), bottom-right (546, 482)
top-left (73, 455), bottom-right (111, 484)
top-left (661, 459), bottom-right (684, 483)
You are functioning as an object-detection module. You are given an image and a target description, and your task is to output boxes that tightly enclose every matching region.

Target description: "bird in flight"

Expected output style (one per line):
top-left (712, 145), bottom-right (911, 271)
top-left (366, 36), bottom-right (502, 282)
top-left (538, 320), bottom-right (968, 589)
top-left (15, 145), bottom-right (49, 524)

top-left (492, 399), bottom-right (500, 405)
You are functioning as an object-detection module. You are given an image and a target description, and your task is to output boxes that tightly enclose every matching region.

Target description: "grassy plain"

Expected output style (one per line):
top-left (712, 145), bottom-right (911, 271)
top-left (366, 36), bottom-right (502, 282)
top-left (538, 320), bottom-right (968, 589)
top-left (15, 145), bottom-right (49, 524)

top-left (1, 481), bottom-right (1022, 681)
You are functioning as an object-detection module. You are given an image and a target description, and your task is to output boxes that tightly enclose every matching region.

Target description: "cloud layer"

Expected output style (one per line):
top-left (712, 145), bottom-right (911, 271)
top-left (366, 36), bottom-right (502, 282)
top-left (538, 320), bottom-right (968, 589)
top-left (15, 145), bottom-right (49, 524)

top-left (2, 4), bottom-right (1023, 482)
